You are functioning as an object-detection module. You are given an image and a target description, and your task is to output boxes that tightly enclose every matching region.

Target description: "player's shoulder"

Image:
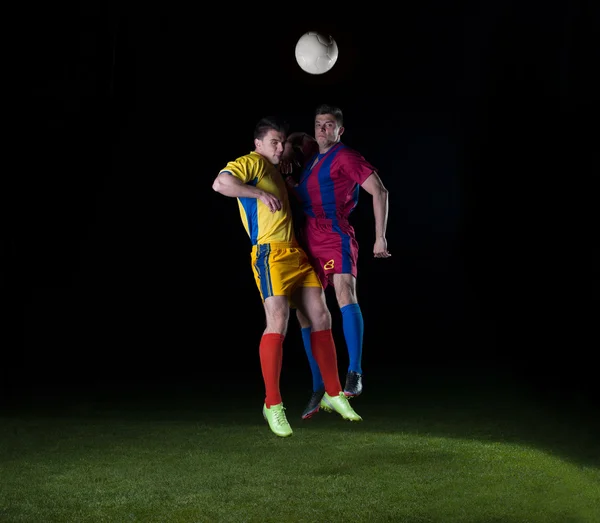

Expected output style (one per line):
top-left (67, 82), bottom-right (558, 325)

top-left (221, 152), bottom-right (269, 180)
top-left (231, 151), bottom-right (270, 169)
top-left (335, 143), bottom-right (365, 159)
top-left (249, 151), bottom-right (275, 168)
top-left (236, 151), bottom-right (260, 163)
top-left (337, 142), bottom-right (358, 153)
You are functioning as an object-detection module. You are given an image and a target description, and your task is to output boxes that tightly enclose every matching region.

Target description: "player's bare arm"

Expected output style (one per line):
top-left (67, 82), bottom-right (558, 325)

top-left (212, 172), bottom-right (282, 213)
top-left (361, 172), bottom-right (391, 258)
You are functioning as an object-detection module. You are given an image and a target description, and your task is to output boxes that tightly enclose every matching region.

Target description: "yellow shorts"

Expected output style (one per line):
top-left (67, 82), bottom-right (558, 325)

top-left (251, 242), bottom-right (322, 304)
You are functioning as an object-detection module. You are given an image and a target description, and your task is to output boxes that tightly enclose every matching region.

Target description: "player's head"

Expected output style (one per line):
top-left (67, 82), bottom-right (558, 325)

top-left (315, 104), bottom-right (343, 126)
top-left (314, 104), bottom-right (344, 150)
top-left (254, 116), bottom-right (289, 166)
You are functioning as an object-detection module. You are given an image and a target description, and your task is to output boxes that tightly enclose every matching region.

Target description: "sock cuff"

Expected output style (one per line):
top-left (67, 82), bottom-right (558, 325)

top-left (261, 333), bottom-right (285, 343)
top-left (341, 303), bottom-right (361, 314)
top-left (310, 329), bottom-right (333, 342)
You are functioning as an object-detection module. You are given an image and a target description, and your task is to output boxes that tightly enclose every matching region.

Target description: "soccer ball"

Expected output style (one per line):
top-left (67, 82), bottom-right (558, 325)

top-left (295, 32), bottom-right (338, 75)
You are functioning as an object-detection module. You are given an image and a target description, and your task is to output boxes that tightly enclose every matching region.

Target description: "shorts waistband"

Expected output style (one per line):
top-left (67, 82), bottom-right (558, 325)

top-left (253, 241), bottom-right (300, 251)
top-left (306, 216), bottom-right (349, 226)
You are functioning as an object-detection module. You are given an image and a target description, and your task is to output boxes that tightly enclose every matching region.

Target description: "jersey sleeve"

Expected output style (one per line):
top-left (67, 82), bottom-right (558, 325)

top-left (340, 148), bottom-right (377, 185)
top-left (219, 154), bottom-right (260, 184)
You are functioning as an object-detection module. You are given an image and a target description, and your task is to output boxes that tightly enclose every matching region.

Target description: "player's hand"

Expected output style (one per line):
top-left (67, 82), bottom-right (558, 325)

top-left (286, 177), bottom-right (296, 190)
top-left (259, 191), bottom-right (282, 213)
top-left (279, 158), bottom-right (293, 175)
top-left (373, 237), bottom-right (391, 258)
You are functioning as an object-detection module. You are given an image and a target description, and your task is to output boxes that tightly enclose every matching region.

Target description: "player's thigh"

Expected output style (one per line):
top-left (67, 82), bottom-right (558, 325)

top-left (292, 286), bottom-right (331, 331)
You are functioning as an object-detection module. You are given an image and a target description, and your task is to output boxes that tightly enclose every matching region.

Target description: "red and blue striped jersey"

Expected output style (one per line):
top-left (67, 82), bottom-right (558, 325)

top-left (292, 142), bottom-right (376, 221)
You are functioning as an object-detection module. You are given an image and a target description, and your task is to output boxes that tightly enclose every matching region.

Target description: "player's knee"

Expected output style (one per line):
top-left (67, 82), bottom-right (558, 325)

top-left (265, 317), bottom-right (288, 335)
top-left (333, 275), bottom-right (357, 305)
top-left (296, 309), bottom-right (311, 330)
top-left (336, 288), bottom-right (357, 308)
top-left (310, 307), bottom-right (332, 331)
top-left (264, 300), bottom-right (290, 333)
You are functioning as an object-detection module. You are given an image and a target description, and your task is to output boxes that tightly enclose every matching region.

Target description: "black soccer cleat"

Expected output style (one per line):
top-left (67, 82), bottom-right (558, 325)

top-left (301, 389), bottom-right (325, 420)
top-left (343, 371), bottom-right (363, 397)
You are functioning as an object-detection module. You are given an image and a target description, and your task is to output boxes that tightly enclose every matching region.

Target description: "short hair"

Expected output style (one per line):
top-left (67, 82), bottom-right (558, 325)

top-left (254, 116), bottom-right (289, 141)
top-left (315, 104), bottom-right (343, 126)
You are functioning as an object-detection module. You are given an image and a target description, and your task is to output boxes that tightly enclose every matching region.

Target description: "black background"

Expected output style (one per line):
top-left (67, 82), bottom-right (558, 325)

top-left (3, 2), bottom-right (597, 402)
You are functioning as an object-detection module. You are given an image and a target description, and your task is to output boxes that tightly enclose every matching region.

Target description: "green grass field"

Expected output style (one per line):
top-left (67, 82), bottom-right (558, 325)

top-left (1, 370), bottom-right (598, 522)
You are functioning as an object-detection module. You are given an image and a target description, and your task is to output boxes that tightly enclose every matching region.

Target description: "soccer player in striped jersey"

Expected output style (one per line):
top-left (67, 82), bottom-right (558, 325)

top-left (282, 104), bottom-right (391, 420)
top-left (212, 115), bottom-right (362, 437)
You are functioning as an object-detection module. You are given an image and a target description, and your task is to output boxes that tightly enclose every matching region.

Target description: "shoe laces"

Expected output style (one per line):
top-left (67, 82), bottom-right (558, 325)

top-left (336, 392), bottom-right (355, 409)
top-left (272, 405), bottom-right (287, 425)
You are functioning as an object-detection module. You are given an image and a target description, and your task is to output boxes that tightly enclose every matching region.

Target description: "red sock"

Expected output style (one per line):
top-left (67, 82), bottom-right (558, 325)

top-left (259, 333), bottom-right (285, 408)
top-left (310, 329), bottom-right (342, 396)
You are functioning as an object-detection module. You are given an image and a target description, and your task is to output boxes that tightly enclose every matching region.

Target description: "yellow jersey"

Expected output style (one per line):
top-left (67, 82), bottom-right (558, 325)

top-left (219, 151), bottom-right (296, 246)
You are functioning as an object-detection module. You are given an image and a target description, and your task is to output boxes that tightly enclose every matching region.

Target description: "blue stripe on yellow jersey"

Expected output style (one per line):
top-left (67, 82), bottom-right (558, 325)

top-left (219, 151), bottom-right (296, 246)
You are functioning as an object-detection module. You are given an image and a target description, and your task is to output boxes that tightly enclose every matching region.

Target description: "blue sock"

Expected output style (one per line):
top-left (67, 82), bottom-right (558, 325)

top-left (301, 327), bottom-right (324, 392)
top-left (341, 303), bottom-right (364, 374)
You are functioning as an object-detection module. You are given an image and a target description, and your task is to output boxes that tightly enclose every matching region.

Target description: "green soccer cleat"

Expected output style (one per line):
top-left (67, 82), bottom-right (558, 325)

top-left (263, 403), bottom-right (293, 437)
top-left (320, 392), bottom-right (363, 421)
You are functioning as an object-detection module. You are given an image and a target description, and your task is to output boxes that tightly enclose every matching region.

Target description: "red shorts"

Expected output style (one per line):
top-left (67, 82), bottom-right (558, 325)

top-left (299, 217), bottom-right (359, 289)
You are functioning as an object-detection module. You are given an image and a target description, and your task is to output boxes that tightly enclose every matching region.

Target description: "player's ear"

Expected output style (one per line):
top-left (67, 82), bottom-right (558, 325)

top-left (338, 126), bottom-right (345, 137)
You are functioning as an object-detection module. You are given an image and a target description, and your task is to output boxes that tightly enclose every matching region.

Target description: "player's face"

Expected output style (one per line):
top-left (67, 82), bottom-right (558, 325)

top-left (315, 114), bottom-right (344, 150)
top-left (255, 129), bottom-right (286, 165)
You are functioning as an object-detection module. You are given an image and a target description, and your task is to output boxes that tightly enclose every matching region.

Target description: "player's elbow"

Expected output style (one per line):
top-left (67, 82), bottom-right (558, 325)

top-left (373, 184), bottom-right (389, 201)
top-left (212, 174), bottom-right (226, 193)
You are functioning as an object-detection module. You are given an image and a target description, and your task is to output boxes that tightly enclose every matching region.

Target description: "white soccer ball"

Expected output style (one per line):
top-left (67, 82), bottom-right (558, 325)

top-left (295, 31), bottom-right (338, 75)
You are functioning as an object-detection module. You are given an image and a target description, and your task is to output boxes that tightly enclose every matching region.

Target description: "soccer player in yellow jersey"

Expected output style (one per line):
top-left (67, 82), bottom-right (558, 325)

top-left (212, 116), bottom-right (362, 437)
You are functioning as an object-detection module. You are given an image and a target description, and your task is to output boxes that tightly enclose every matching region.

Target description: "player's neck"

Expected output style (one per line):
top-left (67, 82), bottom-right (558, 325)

top-left (319, 142), bottom-right (339, 155)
